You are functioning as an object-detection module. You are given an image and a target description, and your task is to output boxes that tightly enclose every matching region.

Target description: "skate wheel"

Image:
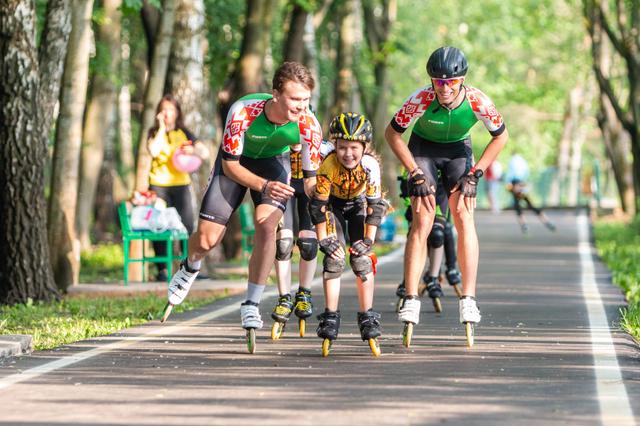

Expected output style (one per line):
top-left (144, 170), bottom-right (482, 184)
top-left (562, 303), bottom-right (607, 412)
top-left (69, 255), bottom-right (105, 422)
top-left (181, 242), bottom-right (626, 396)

top-left (465, 322), bottom-right (474, 348)
top-left (271, 322), bottom-right (284, 340)
top-left (453, 284), bottom-right (463, 298)
top-left (368, 338), bottom-right (381, 357)
top-left (321, 338), bottom-right (332, 357)
top-left (160, 303), bottom-right (173, 323)
top-left (395, 297), bottom-right (403, 313)
top-left (433, 297), bottom-right (442, 313)
top-left (247, 328), bottom-right (256, 354)
top-left (299, 319), bottom-right (306, 338)
top-left (402, 322), bottom-right (413, 348)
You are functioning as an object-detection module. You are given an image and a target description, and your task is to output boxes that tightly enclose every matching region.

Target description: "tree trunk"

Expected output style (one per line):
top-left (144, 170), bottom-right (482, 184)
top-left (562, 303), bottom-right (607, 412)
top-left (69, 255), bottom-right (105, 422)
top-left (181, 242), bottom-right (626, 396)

top-left (134, 0), bottom-right (177, 191)
top-left (118, 23), bottom-right (135, 193)
top-left (0, 0), bottom-right (67, 304)
top-left (38, 0), bottom-right (72, 137)
top-left (48, 0), bottom-right (94, 290)
top-left (76, 0), bottom-right (122, 249)
top-left (332, 0), bottom-right (355, 117)
top-left (360, 0), bottom-right (397, 199)
top-left (166, 0), bottom-right (223, 266)
top-left (217, 0), bottom-right (276, 259)
top-left (584, 0), bottom-right (640, 212)
top-left (598, 97), bottom-right (635, 213)
top-left (283, 2), bottom-right (308, 63)
top-left (141, 0), bottom-right (161, 64)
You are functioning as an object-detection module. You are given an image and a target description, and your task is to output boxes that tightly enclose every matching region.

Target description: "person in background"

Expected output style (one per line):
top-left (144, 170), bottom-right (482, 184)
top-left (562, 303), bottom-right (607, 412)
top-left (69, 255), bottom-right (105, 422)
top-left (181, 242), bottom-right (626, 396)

top-left (504, 153), bottom-right (555, 234)
top-left (147, 94), bottom-right (210, 281)
top-left (485, 160), bottom-right (503, 214)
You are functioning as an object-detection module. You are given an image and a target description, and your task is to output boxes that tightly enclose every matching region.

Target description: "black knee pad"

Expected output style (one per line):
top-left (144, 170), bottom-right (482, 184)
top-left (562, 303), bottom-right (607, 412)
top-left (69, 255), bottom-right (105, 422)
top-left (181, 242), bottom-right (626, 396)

top-left (323, 256), bottom-right (345, 279)
top-left (275, 237), bottom-right (294, 261)
top-left (350, 254), bottom-right (373, 281)
top-left (296, 238), bottom-right (318, 261)
top-left (428, 216), bottom-right (446, 248)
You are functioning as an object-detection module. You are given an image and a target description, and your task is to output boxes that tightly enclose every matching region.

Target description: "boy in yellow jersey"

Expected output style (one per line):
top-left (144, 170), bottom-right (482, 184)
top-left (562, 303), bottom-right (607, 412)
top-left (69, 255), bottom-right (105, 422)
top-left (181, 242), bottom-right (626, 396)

top-left (309, 113), bottom-right (389, 357)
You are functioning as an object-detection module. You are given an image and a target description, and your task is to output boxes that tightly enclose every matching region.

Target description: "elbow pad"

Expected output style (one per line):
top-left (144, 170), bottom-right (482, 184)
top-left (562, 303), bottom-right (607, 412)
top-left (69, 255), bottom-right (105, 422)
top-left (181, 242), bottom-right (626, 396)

top-left (309, 197), bottom-right (329, 225)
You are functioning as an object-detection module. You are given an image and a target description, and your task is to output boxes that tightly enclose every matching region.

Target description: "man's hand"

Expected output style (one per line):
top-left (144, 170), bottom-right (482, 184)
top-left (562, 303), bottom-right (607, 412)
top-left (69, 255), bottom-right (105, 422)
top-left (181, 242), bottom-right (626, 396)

top-left (451, 173), bottom-right (480, 213)
top-left (262, 180), bottom-right (295, 203)
top-left (408, 168), bottom-right (436, 213)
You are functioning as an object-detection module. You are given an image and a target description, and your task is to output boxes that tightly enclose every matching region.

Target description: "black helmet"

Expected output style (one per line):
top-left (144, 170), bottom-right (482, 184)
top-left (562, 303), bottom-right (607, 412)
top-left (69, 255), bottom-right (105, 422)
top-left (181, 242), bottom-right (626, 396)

top-left (426, 46), bottom-right (468, 78)
top-left (329, 112), bottom-right (373, 144)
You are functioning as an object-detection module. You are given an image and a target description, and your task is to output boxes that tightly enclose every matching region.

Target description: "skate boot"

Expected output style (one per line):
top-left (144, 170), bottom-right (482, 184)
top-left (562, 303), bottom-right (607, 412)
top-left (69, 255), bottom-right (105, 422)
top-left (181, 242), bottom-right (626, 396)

top-left (398, 297), bottom-right (421, 348)
top-left (270, 294), bottom-right (293, 340)
top-left (545, 222), bottom-right (556, 232)
top-left (520, 223), bottom-right (528, 234)
top-left (395, 281), bottom-right (406, 313)
top-left (161, 260), bottom-right (200, 323)
top-left (293, 288), bottom-right (313, 338)
top-left (419, 275), bottom-right (444, 313)
top-left (459, 296), bottom-right (481, 348)
top-left (241, 301), bottom-right (263, 354)
top-left (357, 310), bottom-right (382, 357)
top-left (446, 268), bottom-right (463, 297)
top-left (317, 310), bottom-right (341, 357)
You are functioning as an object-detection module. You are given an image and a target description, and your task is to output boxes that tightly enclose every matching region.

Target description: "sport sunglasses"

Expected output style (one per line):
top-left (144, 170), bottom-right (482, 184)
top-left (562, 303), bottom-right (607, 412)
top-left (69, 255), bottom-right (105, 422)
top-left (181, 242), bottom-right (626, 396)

top-left (432, 77), bottom-right (465, 87)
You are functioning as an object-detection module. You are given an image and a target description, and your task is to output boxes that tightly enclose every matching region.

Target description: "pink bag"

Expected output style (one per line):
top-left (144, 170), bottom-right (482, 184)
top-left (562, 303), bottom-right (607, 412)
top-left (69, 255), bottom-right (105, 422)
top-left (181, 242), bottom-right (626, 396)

top-left (172, 144), bottom-right (202, 173)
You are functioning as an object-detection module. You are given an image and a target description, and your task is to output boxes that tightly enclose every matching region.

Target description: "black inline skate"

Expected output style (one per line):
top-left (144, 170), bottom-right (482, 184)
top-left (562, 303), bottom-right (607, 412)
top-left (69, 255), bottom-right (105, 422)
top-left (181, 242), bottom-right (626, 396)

top-left (293, 288), bottom-right (313, 338)
top-left (317, 310), bottom-right (341, 357)
top-left (419, 275), bottom-right (444, 313)
top-left (270, 294), bottom-right (293, 340)
top-left (357, 310), bottom-right (382, 357)
top-left (446, 268), bottom-right (463, 297)
top-left (395, 281), bottom-right (406, 313)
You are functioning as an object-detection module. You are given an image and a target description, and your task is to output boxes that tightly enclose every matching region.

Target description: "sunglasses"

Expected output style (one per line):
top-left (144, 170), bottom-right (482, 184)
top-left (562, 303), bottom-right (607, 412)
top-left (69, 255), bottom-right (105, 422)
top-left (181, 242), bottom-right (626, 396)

top-left (432, 77), bottom-right (464, 88)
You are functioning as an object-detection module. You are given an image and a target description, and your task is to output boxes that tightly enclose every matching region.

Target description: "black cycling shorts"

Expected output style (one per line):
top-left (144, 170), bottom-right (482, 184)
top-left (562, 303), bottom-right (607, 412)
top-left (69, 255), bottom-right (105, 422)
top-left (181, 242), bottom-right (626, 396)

top-left (199, 150), bottom-right (290, 225)
top-left (408, 132), bottom-right (474, 195)
top-left (280, 178), bottom-right (313, 233)
top-left (325, 196), bottom-right (367, 246)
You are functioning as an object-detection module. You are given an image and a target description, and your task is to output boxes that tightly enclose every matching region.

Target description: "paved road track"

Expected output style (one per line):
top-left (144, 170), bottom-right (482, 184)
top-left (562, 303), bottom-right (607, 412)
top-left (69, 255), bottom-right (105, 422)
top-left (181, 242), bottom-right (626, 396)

top-left (0, 210), bottom-right (638, 425)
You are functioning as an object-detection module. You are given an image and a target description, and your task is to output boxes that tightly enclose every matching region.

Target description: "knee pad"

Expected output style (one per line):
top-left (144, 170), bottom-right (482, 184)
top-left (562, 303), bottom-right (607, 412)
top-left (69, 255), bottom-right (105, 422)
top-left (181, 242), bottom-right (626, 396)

top-left (428, 216), bottom-right (446, 248)
top-left (296, 238), bottom-right (318, 261)
top-left (350, 254), bottom-right (373, 281)
top-left (275, 237), bottom-right (294, 261)
top-left (323, 256), bottom-right (345, 279)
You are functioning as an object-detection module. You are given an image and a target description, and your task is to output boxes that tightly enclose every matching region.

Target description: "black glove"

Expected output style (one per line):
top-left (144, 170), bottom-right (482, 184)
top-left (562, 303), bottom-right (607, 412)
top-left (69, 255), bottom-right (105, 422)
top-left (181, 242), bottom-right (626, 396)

top-left (408, 170), bottom-right (434, 197)
top-left (319, 236), bottom-right (342, 257)
top-left (397, 176), bottom-right (409, 198)
top-left (350, 238), bottom-right (373, 257)
top-left (456, 173), bottom-right (480, 198)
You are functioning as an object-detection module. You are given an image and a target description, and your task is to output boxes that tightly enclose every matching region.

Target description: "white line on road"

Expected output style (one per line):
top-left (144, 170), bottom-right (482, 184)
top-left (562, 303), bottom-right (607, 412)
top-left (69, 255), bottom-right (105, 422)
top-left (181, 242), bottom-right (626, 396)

top-left (0, 246), bottom-right (405, 391)
top-left (577, 212), bottom-right (636, 426)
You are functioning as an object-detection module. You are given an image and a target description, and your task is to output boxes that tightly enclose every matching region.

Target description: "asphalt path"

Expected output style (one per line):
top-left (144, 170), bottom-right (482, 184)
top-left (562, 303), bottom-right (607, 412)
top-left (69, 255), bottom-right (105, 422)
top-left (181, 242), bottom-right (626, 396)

top-left (0, 210), bottom-right (638, 425)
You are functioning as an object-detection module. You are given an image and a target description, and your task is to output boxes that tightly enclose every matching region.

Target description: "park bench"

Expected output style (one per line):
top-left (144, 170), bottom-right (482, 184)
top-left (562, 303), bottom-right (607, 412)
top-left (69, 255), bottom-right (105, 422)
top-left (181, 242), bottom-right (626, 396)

top-left (118, 202), bottom-right (188, 285)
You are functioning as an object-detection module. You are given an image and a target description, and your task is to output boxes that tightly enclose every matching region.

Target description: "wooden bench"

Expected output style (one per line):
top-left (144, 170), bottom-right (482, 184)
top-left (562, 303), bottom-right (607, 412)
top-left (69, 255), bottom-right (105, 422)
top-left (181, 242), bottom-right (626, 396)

top-left (118, 202), bottom-right (189, 284)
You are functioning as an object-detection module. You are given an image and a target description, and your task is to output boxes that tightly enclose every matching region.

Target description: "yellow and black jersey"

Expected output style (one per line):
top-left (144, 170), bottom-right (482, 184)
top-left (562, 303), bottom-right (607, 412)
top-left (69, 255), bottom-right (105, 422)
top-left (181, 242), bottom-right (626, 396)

top-left (315, 153), bottom-right (381, 200)
top-left (148, 127), bottom-right (196, 187)
top-left (290, 144), bottom-right (303, 180)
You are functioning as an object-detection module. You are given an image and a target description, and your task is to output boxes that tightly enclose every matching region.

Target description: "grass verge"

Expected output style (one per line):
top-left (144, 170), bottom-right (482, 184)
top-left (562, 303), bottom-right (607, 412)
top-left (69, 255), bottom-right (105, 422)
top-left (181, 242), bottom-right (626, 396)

top-left (0, 290), bottom-right (230, 351)
top-left (593, 215), bottom-right (640, 342)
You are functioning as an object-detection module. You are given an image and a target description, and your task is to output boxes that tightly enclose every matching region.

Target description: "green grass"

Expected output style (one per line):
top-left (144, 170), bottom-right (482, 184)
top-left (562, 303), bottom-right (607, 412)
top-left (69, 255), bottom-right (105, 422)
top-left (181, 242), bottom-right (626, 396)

top-left (80, 243), bottom-right (124, 283)
top-left (0, 292), bottom-right (227, 351)
top-left (594, 215), bottom-right (640, 342)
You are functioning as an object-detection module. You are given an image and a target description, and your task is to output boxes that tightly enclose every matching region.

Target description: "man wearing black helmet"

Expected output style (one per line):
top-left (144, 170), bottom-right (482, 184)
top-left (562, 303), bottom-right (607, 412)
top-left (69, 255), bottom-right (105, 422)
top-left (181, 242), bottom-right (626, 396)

top-left (385, 46), bottom-right (508, 347)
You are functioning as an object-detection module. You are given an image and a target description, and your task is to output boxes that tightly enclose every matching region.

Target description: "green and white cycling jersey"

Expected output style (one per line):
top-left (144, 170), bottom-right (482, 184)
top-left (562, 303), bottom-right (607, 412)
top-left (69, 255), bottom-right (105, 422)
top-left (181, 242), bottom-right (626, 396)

top-left (390, 85), bottom-right (505, 142)
top-left (221, 93), bottom-right (322, 177)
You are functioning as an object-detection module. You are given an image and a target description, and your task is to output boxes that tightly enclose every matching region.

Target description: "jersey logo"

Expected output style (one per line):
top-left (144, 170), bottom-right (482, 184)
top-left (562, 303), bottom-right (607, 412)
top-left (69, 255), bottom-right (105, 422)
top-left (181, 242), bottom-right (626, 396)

top-left (222, 99), bottom-right (267, 156)
top-left (393, 88), bottom-right (436, 129)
